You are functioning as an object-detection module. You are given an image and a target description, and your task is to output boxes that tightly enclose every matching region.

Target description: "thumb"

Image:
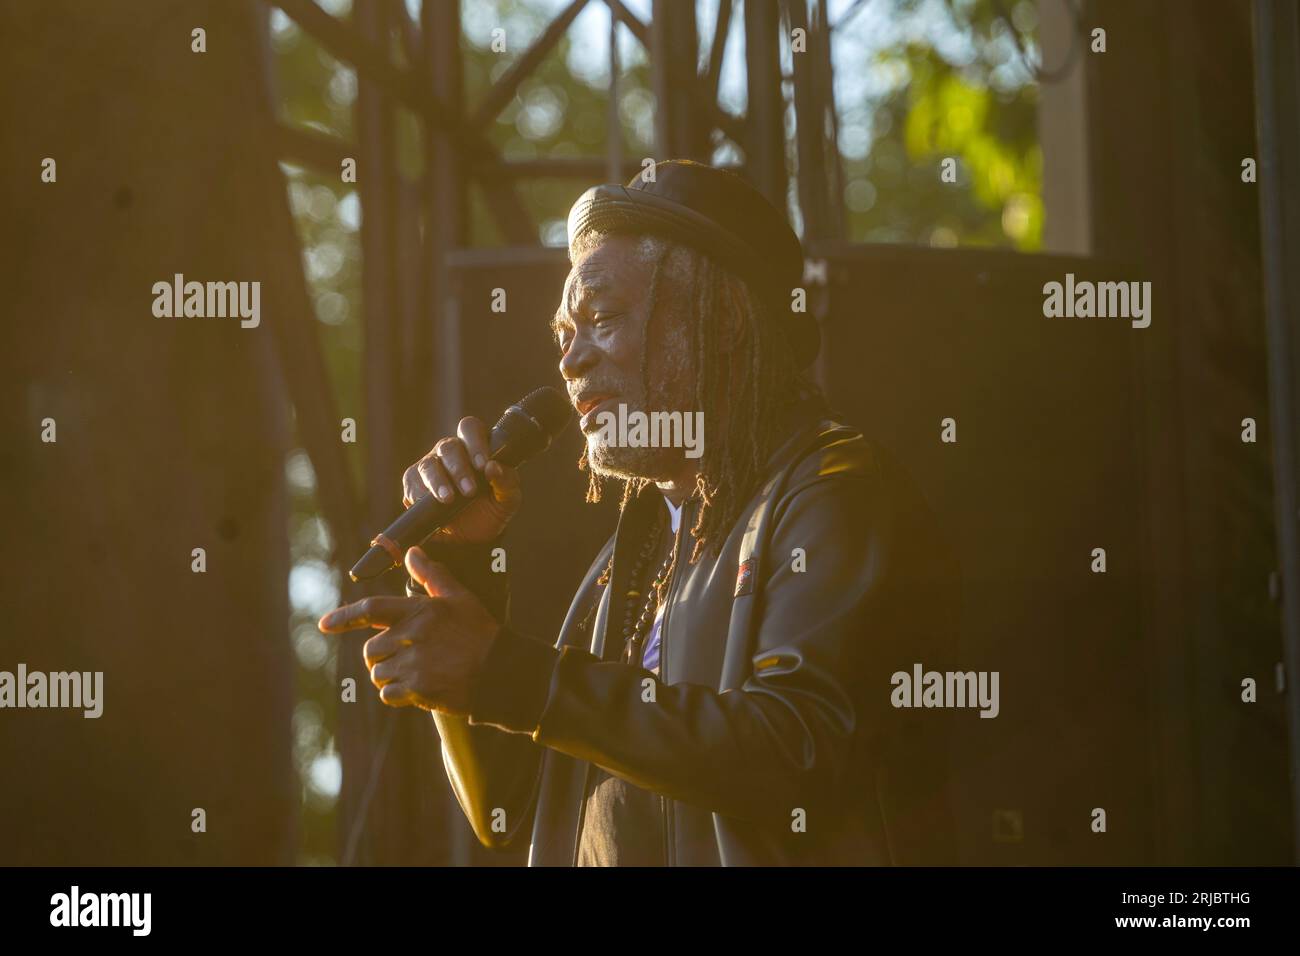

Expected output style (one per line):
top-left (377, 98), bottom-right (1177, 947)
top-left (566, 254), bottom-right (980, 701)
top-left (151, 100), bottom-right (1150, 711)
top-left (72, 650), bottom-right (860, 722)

top-left (405, 546), bottom-right (464, 599)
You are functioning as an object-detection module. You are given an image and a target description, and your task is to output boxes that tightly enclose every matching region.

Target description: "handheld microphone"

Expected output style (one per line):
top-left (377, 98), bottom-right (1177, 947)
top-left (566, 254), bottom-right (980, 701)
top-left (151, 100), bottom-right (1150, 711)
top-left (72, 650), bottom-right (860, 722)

top-left (349, 386), bottom-right (572, 582)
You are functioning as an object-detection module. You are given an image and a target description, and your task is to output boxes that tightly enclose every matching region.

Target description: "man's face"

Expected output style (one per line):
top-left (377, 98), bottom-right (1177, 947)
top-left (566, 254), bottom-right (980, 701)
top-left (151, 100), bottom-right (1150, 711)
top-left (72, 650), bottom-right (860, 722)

top-left (552, 234), bottom-right (695, 481)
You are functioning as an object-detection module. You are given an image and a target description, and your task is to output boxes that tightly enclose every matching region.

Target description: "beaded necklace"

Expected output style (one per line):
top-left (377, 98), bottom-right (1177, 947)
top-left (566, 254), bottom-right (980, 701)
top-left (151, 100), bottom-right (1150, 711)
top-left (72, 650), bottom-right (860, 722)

top-left (618, 506), bottom-right (680, 667)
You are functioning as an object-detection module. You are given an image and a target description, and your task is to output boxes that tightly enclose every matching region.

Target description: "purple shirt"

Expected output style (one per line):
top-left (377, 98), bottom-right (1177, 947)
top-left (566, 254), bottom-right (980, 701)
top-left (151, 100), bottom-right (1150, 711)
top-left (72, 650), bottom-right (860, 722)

top-left (639, 495), bottom-right (682, 675)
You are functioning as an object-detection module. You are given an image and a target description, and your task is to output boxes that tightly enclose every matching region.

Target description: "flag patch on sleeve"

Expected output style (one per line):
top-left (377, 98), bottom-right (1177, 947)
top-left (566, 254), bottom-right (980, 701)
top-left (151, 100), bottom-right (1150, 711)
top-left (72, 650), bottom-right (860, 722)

top-left (735, 556), bottom-right (756, 597)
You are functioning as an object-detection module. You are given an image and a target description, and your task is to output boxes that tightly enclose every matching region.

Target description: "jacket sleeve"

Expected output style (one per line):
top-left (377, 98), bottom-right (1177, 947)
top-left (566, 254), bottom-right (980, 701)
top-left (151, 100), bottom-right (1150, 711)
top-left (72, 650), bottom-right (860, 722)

top-left (406, 536), bottom-right (558, 850)
top-left (468, 468), bottom-right (900, 829)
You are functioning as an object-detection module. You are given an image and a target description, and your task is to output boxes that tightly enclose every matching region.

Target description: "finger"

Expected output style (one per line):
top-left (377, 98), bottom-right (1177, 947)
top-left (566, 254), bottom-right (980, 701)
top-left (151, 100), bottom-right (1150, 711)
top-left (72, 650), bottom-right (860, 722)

top-left (483, 459), bottom-right (522, 510)
top-left (379, 682), bottom-right (415, 708)
top-left (369, 657), bottom-right (404, 689)
top-left (435, 436), bottom-right (479, 499)
top-left (363, 622), bottom-right (419, 667)
top-left (417, 455), bottom-right (455, 504)
top-left (402, 463), bottom-right (429, 508)
top-left (318, 596), bottom-right (419, 633)
top-left (406, 547), bottom-right (467, 600)
top-left (457, 417), bottom-right (492, 472)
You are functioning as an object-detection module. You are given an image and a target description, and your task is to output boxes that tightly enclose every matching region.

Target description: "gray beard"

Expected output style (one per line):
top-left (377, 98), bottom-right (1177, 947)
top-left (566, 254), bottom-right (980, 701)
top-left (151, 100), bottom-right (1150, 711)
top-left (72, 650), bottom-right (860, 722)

top-left (585, 436), bottom-right (678, 481)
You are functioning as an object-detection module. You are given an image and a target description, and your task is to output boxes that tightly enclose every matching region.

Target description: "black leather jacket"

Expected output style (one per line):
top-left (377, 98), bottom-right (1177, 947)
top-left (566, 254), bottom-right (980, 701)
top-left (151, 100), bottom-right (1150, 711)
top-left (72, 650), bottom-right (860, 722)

top-left (409, 400), bottom-right (961, 865)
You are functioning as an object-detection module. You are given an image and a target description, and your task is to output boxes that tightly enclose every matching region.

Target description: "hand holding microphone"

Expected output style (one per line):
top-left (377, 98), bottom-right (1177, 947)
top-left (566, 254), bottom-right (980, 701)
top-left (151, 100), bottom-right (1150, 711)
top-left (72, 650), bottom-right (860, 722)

top-left (402, 416), bottom-right (522, 547)
top-left (319, 387), bottom-right (572, 715)
top-left (349, 387), bottom-right (572, 582)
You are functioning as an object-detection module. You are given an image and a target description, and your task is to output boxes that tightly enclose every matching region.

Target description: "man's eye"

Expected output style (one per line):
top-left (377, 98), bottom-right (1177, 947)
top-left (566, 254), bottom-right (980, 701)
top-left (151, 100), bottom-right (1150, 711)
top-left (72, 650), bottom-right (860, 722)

top-left (593, 313), bottom-right (619, 328)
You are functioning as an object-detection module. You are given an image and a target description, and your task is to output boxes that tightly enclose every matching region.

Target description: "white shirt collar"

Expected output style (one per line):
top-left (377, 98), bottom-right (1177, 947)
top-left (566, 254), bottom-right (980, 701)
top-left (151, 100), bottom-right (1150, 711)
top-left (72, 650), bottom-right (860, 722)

top-left (663, 494), bottom-right (683, 534)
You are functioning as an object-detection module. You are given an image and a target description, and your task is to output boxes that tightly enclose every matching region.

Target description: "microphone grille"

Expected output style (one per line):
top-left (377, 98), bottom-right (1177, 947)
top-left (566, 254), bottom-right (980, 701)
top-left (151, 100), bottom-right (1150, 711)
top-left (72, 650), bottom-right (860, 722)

top-left (514, 386), bottom-right (573, 437)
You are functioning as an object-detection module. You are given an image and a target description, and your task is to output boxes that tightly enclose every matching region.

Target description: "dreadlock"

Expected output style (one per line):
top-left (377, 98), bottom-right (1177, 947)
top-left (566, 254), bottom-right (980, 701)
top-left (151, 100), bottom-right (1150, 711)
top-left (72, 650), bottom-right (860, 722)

top-left (574, 231), bottom-right (825, 581)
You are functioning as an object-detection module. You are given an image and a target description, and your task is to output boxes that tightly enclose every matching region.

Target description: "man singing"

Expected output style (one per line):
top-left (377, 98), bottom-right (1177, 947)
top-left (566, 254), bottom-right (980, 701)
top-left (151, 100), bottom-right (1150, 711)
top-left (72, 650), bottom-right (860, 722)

top-left (319, 160), bottom-right (960, 866)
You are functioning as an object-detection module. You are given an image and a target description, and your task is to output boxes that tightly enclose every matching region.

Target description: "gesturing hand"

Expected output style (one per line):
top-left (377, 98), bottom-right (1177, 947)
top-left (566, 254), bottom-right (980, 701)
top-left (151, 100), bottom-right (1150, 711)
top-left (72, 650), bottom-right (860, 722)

top-left (317, 547), bottom-right (502, 716)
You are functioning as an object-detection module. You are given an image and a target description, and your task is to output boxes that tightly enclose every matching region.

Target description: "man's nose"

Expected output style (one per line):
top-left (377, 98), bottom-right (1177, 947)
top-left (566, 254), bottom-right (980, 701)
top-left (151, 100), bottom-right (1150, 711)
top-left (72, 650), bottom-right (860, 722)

top-left (558, 328), bottom-right (599, 382)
